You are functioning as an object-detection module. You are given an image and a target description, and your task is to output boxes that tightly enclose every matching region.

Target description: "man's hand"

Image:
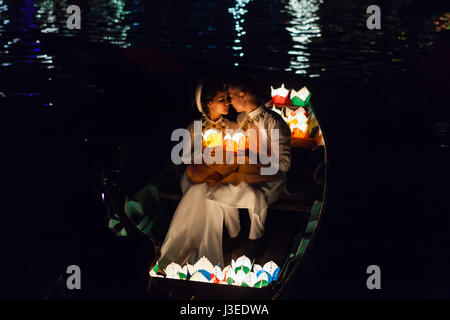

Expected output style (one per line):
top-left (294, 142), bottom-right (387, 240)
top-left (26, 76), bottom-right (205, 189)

top-left (205, 171), bottom-right (223, 186)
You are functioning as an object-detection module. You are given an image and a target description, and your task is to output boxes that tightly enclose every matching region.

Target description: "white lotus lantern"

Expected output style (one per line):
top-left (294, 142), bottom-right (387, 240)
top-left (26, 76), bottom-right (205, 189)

top-left (186, 264), bottom-right (196, 277)
top-left (225, 267), bottom-right (237, 285)
top-left (271, 83), bottom-right (289, 105)
top-left (194, 256), bottom-right (214, 274)
top-left (153, 255), bottom-right (280, 288)
top-left (262, 261), bottom-right (280, 282)
top-left (190, 271), bottom-right (211, 283)
top-left (211, 265), bottom-right (224, 284)
top-left (242, 272), bottom-right (258, 287)
top-left (234, 269), bottom-right (247, 286)
top-left (254, 271), bottom-right (269, 288)
top-left (149, 263), bottom-right (163, 278)
top-left (231, 255), bottom-right (252, 274)
top-left (164, 262), bottom-right (183, 280)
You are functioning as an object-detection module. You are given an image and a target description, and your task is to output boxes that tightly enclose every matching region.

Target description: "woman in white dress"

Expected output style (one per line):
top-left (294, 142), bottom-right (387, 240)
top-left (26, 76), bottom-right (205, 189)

top-left (158, 80), bottom-right (238, 269)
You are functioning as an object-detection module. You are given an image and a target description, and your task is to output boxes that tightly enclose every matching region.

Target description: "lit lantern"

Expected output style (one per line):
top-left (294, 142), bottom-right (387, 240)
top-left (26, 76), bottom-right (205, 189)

top-left (190, 271), bottom-right (211, 283)
top-left (179, 265), bottom-right (189, 280)
top-left (211, 265), bottom-right (224, 284)
top-left (186, 264), bottom-right (196, 277)
top-left (271, 83), bottom-right (289, 105)
top-left (263, 261), bottom-right (280, 282)
top-left (234, 269), bottom-right (247, 286)
top-left (225, 267), bottom-right (237, 285)
top-left (254, 271), bottom-right (269, 288)
top-left (154, 255), bottom-right (280, 288)
top-left (242, 272), bottom-right (258, 287)
top-left (253, 264), bottom-right (263, 274)
top-left (149, 263), bottom-right (163, 278)
top-left (224, 131), bottom-right (246, 153)
top-left (222, 265), bottom-right (233, 284)
top-left (232, 255), bottom-right (252, 274)
top-left (193, 256), bottom-right (214, 274)
top-left (203, 129), bottom-right (223, 148)
top-left (290, 86), bottom-right (311, 107)
top-left (164, 262), bottom-right (183, 279)
top-left (286, 107), bottom-right (308, 138)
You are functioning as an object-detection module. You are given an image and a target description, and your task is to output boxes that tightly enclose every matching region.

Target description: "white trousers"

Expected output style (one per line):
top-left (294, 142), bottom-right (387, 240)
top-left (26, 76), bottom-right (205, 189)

top-left (206, 182), bottom-right (269, 240)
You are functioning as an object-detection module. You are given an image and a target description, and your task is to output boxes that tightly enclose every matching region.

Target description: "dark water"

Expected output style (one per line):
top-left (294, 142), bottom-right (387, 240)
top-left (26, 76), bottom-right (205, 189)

top-left (1, 0), bottom-right (450, 299)
top-left (0, 0), bottom-right (447, 102)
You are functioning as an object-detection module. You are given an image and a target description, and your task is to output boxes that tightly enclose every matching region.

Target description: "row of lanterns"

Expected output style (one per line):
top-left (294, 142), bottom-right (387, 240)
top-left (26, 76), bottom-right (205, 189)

top-left (270, 84), bottom-right (312, 138)
top-left (271, 84), bottom-right (311, 107)
top-left (150, 255), bottom-right (280, 288)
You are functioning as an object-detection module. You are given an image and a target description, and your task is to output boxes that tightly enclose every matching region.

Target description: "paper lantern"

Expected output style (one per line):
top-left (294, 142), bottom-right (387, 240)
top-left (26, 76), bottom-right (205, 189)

top-left (232, 255), bottom-right (252, 274)
top-left (263, 261), bottom-right (280, 282)
top-left (164, 262), bottom-right (183, 279)
top-left (271, 83), bottom-right (289, 105)
top-left (254, 270), bottom-right (269, 287)
top-left (152, 255), bottom-right (280, 288)
top-left (190, 271), bottom-right (211, 283)
top-left (286, 107), bottom-right (308, 138)
top-left (203, 129), bottom-right (223, 148)
top-left (149, 263), bottom-right (163, 278)
top-left (290, 86), bottom-right (311, 107)
top-left (211, 265), bottom-right (224, 284)
top-left (242, 272), bottom-right (258, 287)
top-left (224, 131), bottom-right (246, 152)
top-left (186, 264), bottom-right (196, 277)
top-left (194, 256), bottom-right (214, 274)
top-left (253, 264), bottom-right (263, 274)
top-left (234, 269), bottom-right (247, 285)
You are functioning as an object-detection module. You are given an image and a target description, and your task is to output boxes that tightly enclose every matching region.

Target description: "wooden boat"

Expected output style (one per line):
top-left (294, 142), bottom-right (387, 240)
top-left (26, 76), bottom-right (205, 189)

top-left (36, 36), bottom-right (328, 299)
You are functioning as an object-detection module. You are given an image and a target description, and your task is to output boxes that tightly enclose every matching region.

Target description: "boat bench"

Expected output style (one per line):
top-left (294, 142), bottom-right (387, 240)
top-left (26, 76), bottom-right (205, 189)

top-left (159, 192), bottom-right (312, 214)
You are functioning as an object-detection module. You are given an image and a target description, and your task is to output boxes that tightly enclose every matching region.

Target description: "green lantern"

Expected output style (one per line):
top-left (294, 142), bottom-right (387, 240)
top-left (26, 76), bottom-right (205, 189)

top-left (290, 86), bottom-right (311, 107)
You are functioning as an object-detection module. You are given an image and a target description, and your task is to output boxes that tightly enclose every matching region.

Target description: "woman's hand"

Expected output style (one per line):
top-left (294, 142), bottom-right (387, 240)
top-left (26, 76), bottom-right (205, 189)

top-left (206, 171), bottom-right (223, 186)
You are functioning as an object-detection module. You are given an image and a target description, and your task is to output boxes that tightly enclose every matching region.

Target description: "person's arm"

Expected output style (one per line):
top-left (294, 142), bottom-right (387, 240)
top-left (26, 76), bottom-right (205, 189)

top-left (269, 118), bottom-right (292, 173)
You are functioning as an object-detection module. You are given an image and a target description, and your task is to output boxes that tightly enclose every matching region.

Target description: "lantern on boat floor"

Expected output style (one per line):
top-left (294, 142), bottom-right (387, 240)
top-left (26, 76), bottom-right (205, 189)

top-left (271, 83), bottom-right (289, 105)
top-left (152, 255), bottom-right (280, 288)
top-left (290, 86), bottom-right (311, 107)
top-left (286, 107), bottom-right (309, 138)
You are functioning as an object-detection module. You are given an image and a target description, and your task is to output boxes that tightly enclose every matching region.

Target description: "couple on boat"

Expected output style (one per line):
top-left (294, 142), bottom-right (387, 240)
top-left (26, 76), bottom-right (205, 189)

top-left (158, 76), bottom-right (292, 269)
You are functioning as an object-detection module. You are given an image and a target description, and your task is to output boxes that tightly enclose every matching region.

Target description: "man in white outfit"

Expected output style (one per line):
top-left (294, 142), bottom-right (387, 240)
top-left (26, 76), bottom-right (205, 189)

top-left (207, 76), bottom-right (292, 258)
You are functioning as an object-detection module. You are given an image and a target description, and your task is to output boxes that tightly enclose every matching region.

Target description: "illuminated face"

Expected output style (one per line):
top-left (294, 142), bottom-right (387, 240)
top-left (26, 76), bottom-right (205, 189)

top-left (207, 91), bottom-right (229, 117)
top-left (227, 86), bottom-right (245, 113)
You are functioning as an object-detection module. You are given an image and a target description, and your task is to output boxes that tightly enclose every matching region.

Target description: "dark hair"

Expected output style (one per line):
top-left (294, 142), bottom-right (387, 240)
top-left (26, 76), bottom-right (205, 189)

top-left (200, 80), bottom-right (227, 115)
top-left (226, 73), bottom-right (263, 105)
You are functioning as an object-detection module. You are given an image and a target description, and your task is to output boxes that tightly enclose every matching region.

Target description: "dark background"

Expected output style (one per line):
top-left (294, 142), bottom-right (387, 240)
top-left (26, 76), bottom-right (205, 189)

top-left (0, 0), bottom-right (449, 299)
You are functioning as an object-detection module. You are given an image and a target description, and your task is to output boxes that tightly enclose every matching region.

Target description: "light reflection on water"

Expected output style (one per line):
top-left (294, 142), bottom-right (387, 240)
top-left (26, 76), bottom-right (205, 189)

top-left (284, 0), bottom-right (323, 75)
top-left (0, 0), bottom-right (444, 106)
top-left (228, 0), bottom-right (252, 66)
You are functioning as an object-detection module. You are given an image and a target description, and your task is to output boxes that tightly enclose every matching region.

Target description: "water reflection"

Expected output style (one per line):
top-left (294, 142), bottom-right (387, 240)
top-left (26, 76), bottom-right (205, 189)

top-left (0, 0), bottom-right (446, 106)
top-left (284, 0), bottom-right (322, 76)
top-left (228, 0), bottom-right (253, 66)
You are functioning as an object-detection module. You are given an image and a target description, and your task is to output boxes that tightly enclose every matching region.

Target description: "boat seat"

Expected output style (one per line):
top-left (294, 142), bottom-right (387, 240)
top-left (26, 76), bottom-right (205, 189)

top-left (159, 192), bottom-right (312, 214)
